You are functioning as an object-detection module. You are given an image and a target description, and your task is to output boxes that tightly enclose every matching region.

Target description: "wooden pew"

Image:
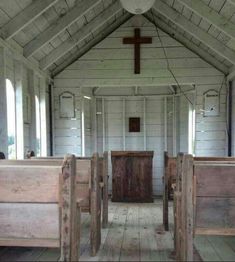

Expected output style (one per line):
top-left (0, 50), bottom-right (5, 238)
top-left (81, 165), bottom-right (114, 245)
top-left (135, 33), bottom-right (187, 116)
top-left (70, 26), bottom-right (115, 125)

top-left (34, 152), bottom-right (109, 229)
top-left (0, 154), bottom-right (80, 262)
top-left (174, 154), bottom-right (235, 261)
top-left (26, 152), bottom-right (107, 255)
top-left (163, 152), bottom-right (235, 231)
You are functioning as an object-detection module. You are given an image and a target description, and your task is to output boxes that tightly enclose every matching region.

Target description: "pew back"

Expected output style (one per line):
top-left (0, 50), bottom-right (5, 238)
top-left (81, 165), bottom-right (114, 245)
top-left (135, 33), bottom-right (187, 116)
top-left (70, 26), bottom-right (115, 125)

top-left (174, 154), bottom-right (235, 261)
top-left (0, 155), bottom-right (79, 261)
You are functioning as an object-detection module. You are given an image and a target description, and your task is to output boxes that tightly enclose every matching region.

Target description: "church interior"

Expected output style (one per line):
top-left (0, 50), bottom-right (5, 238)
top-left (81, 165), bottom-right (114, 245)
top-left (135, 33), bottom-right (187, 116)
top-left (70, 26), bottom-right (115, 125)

top-left (0, 0), bottom-right (235, 261)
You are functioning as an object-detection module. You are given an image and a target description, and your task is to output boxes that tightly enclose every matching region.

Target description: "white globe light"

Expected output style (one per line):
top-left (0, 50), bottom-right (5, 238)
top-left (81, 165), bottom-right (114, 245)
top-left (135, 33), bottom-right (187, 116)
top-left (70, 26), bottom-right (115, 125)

top-left (120, 0), bottom-right (155, 14)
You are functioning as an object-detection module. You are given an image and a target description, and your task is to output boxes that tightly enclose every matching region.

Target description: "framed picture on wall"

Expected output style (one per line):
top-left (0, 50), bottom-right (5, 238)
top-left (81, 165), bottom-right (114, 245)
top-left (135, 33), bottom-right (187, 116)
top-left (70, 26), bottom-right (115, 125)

top-left (129, 117), bottom-right (140, 132)
top-left (59, 91), bottom-right (75, 118)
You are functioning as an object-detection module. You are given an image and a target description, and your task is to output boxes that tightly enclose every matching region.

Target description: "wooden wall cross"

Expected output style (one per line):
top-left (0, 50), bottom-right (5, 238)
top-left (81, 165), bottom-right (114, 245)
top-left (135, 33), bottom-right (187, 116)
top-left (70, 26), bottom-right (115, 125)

top-left (123, 28), bottom-right (152, 74)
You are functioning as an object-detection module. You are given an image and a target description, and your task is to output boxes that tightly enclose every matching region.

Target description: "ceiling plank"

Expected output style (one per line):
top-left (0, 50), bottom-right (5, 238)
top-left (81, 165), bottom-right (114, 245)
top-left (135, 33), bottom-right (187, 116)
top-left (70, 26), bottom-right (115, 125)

top-left (177, 0), bottom-right (235, 40)
top-left (40, 1), bottom-right (122, 70)
top-left (0, 0), bottom-right (59, 40)
top-left (23, 0), bottom-right (102, 58)
top-left (52, 13), bottom-right (132, 77)
top-left (153, 0), bottom-right (235, 65)
top-left (144, 13), bottom-right (228, 75)
top-left (228, 0), bottom-right (235, 6)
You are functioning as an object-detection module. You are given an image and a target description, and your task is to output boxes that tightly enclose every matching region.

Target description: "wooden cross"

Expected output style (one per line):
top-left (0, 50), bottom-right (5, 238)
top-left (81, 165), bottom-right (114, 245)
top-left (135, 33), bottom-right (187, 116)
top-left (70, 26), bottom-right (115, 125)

top-left (123, 28), bottom-right (152, 74)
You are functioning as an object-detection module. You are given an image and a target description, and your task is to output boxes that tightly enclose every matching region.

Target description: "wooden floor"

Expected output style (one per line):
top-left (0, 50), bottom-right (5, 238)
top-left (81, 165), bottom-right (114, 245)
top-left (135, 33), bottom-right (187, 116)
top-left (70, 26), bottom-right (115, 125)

top-left (0, 199), bottom-right (235, 261)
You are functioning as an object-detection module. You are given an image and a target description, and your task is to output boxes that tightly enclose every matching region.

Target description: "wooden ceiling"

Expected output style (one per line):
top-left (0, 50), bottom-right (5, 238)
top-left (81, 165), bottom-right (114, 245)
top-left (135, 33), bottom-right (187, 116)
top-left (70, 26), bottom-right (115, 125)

top-left (0, 0), bottom-right (234, 77)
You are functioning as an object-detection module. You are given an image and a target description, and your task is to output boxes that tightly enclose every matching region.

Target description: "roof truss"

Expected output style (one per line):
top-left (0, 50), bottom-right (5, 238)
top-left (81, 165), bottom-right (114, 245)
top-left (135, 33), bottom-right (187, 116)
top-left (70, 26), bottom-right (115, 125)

top-left (40, 1), bottom-right (122, 70)
top-left (0, 0), bottom-right (59, 40)
top-left (177, 0), bottom-right (235, 40)
top-left (52, 12), bottom-right (132, 77)
top-left (153, 0), bottom-right (235, 65)
top-left (23, 0), bottom-right (102, 58)
top-left (144, 12), bottom-right (229, 75)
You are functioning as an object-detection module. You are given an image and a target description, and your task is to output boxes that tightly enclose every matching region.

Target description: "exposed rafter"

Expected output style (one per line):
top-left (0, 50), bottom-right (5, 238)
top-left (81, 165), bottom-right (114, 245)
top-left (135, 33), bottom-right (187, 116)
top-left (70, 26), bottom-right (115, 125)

top-left (52, 13), bottom-right (132, 77)
top-left (177, 0), bottom-right (235, 40)
top-left (152, 0), bottom-right (235, 65)
top-left (228, 0), bottom-right (235, 6)
top-left (40, 1), bottom-right (122, 70)
top-left (144, 12), bottom-right (229, 75)
top-left (23, 0), bottom-right (102, 58)
top-left (0, 0), bottom-right (58, 40)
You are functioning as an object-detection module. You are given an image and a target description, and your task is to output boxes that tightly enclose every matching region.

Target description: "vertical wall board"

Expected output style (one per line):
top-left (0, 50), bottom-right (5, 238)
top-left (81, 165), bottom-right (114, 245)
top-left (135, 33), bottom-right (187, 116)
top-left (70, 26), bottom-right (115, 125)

top-left (53, 16), bottom-right (228, 194)
top-left (53, 87), bottom-right (81, 156)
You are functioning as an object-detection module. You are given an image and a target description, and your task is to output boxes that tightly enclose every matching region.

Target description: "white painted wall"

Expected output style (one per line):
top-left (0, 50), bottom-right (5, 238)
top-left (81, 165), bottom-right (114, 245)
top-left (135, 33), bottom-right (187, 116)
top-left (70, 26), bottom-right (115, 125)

top-left (53, 87), bottom-right (81, 156)
top-left (0, 43), bottom-right (50, 158)
top-left (54, 16), bottom-right (228, 195)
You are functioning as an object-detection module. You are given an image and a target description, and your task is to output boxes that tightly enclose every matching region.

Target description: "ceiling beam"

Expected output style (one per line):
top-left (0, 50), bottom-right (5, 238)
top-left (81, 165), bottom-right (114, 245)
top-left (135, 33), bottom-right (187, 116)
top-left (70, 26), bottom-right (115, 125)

top-left (153, 0), bottom-right (235, 65)
top-left (228, 0), bottom-right (235, 6)
top-left (177, 0), bottom-right (235, 40)
top-left (23, 0), bottom-right (101, 58)
top-left (52, 13), bottom-right (132, 77)
top-left (40, 1), bottom-right (122, 70)
top-left (144, 12), bottom-right (229, 75)
top-left (1, 0), bottom-right (58, 40)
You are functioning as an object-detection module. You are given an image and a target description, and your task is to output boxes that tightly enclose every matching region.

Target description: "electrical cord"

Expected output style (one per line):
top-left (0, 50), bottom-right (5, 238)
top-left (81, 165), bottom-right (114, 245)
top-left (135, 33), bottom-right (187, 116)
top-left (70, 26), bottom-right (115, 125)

top-left (150, 9), bottom-right (194, 106)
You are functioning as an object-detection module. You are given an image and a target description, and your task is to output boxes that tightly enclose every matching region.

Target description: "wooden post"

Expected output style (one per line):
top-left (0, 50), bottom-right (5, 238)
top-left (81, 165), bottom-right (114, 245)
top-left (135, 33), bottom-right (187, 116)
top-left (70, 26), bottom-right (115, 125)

top-left (122, 98), bottom-right (126, 150)
top-left (163, 152), bottom-right (169, 231)
top-left (174, 191), bottom-right (182, 261)
top-left (14, 59), bottom-right (24, 159)
top-left (28, 69), bottom-right (37, 153)
top-left (0, 47), bottom-right (8, 157)
top-left (60, 154), bottom-right (78, 262)
top-left (102, 151), bottom-right (109, 228)
top-left (90, 153), bottom-right (101, 256)
top-left (181, 154), bottom-right (194, 261)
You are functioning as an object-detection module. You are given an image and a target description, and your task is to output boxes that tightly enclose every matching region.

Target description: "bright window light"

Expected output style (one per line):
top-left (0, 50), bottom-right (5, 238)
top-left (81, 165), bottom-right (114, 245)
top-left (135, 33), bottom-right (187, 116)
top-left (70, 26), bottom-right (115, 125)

top-left (6, 79), bottom-right (16, 159)
top-left (35, 95), bottom-right (41, 156)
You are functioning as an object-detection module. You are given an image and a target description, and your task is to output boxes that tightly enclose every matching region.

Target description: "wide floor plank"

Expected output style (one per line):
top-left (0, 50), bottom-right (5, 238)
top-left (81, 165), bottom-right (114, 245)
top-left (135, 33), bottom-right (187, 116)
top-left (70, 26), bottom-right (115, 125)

top-left (0, 200), bottom-right (235, 261)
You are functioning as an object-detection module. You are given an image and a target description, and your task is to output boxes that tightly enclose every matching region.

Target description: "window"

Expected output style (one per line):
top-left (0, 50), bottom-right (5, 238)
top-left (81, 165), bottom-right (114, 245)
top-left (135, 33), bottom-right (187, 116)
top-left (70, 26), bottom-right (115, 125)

top-left (6, 79), bottom-right (16, 159)
top-left (35, 95), bottom-right (41, 156)
top-left (188, 104), bottom-right (195, 155)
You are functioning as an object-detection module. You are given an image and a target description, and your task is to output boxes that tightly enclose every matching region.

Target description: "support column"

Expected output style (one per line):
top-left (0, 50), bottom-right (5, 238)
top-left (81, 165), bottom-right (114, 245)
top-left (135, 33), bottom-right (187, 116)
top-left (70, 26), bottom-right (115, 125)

top-left (102, 98), bottom-right (106, 152)
top-left (14, 59), bottom-right (24, 159)
top-left (164, 97), bottom-right (168, 152)
top-left (0, 47), bottom-right (8, 156)
top-left (40, 77), bottom-right (47, 156)
top-left (143, 97), bottom-right (146, 150)
top-left (28, 69), bottom-right (37, 153)
top-left (122, 98), bottom-right (126, 150)
top-left (232, 80), bottom-right (235, 156)
top-left (92, 97), bottom-right (97, 153)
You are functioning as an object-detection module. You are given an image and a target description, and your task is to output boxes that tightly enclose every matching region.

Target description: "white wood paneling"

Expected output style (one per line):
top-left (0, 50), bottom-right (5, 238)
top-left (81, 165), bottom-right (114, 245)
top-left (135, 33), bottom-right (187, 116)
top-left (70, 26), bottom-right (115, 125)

top-left (53, 87), bottom-right (81, 156)
top-left (54, 15), bottom-right (228, 195)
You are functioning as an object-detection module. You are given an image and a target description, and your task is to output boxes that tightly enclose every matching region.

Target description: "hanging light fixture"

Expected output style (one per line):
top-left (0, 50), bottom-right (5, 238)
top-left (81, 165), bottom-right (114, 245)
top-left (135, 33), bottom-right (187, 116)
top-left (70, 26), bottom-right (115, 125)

top-left (120, 0), bottom-right (155, 14)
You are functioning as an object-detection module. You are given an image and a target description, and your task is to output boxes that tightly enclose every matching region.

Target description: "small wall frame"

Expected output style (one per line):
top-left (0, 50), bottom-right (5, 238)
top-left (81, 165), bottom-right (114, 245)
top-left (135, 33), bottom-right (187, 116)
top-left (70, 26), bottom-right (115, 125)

top-left (59, 91), bottom-right (75, 118)
top-left (203, 89), bottom-right (220, 117)
top-left (129, 117), bottom-right (140, 132)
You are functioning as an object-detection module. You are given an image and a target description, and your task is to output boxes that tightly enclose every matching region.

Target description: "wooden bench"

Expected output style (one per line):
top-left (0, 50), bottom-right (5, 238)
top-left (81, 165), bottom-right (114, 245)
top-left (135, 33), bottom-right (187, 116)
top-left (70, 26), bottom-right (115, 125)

top-left (24, 152), bottom-right (107, 256)
top-left (174, 153), bottom-right (235, 261)
top-left (0, 154), bottom-right (80, 262)
top-left (163, 151), bottom-right (235, 231)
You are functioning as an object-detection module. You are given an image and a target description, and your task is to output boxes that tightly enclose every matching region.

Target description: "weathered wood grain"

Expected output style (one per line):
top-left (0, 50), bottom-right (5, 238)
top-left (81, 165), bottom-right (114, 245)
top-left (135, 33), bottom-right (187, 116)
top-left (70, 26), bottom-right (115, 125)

top-left (102, 152), bottom-right (109, 228)
top-left (196, 197), bottom-right (235, 229)
top-left (111, 151), bottom-right (154, 202)
top-left (0, 165), bottom-right (60, 202)
top-left (90, 153), bottom-right (101, 256)
top-left (195, 166), bottom-right (235, 197)
top-left (0, 203), bottom-right (59, 240)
